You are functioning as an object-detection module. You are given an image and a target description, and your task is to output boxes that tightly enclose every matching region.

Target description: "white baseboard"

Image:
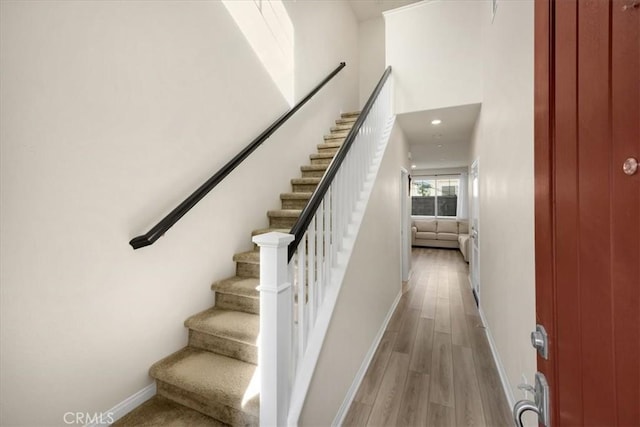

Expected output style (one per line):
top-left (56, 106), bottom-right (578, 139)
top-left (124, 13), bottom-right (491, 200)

top-left (331, 290), bottom-right (403, 427)
top-left (478, 307), bottom-right (515, 408)
top-left (85, 382), bottom-right (156, 427)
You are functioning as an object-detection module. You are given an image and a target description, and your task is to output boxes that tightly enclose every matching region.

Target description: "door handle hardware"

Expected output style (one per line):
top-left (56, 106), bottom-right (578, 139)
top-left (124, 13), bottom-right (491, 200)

top-left (531, 324), bottom-right (549, 359)
top-left (623, 158), bottom-right (638, 175)
top-left (513, 400), bottom-right (540, 427)
top-left (513, 372), bottom-right (550, 427)
top-left (623, 1), bottom-right (639, 10)
top-left (517, 383), bottom-right (535, 394)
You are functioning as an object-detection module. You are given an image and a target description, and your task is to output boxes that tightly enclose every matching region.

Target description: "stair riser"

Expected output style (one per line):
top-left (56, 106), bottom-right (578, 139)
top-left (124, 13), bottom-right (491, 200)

top-left (330, 131), bottom-right (350, 138)
top-left (324, 136), bottom-right (346, 143)
top-left (236, 262), bottom-right (259, 278)
top-left (301, 169), bottom-right (326, 178)
top-left (282, 198), bottom-right (309, 209)
top-left (311, 157), bottom-right (333, 165)
top-left (156, 381), bottom-right (258, 426)
top-left (317, 146), bottom-right (340, 155)
top-left (215, 293), bottom-right (259, 314)
top-left (292, 183), bottom-right (318, 193)
top-left (336, 118), bottom-right (357, 125)
top-left (188, 330), bottom-right (257, 365)
top-left (269, 216), bottom-right (299, 229)
top-left (331, 125), bottom-right (354, 132)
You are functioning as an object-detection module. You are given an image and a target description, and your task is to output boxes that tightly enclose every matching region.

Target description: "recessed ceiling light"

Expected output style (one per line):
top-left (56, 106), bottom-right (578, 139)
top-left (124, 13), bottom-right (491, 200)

top-left (411, 164), bottom-right (417, 169)
top-left (438, 144), bottom-right (443, 148)
top-left (431, 119), bottom-right (442, 125)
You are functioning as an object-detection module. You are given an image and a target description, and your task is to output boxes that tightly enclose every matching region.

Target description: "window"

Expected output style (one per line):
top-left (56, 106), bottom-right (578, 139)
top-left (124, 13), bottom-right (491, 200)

top-left (411, 176), bottom-right (460, 217)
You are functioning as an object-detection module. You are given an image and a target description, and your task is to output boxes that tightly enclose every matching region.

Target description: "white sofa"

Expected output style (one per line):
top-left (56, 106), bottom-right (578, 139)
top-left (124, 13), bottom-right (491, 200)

top-left (411, 218), bottom-right (470, 262)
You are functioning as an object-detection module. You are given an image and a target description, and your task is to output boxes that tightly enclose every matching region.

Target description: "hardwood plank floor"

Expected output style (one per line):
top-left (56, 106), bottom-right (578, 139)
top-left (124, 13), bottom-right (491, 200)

top-left (355, 331), bottom-right (399, 405)
top-left (452, 345), bottom-right (486, 426)
top-left (408, 318), bottom-right (434, 374)
top-left (344, 248), bottom-right (512, 426)
top-left (397, 371), bottom-right (430, 426)
top-left (343, 401), bottom-right (373, 427)
top-left (367, 352), bottom-right (410, 426)
top-left (429, 331), bottom-right (454, 408)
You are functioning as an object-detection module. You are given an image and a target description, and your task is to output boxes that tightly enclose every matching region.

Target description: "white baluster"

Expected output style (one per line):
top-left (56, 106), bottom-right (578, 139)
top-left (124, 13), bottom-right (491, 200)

top-left (289, 258), bottom-right (298, 372)
top-left (307, 215), bottom-right (316, 331)
top-left (317, 199), bottom-right (324, 305)
top-left (297, 236), bottom-right (306, 357)
top-left (323, 192), bottom-right (330, 295)
top-left (330, 182), bottom-right (337, 270)
top-left (337, 168), bottom-right (344, 247)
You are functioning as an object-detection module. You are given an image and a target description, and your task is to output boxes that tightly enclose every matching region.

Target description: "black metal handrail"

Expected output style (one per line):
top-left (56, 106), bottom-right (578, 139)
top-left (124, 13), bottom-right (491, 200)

top-left (288, 66), bottom-right (392, 261)
top-left (130, 62), bottom-right (346, 249)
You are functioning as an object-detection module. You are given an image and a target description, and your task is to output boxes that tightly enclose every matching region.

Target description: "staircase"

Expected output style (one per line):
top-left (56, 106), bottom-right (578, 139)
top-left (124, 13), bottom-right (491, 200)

top-left (113, 111), bottom-right (360, 427)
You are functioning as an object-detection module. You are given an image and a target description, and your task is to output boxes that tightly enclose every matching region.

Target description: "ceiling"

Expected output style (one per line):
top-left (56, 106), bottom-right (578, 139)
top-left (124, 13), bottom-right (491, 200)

top-left (346, 0), bottom-right (479, 171)
top-left (396, 104), bottom-right (481, 170)
top-left (347, 0), bottom-right (423, 22)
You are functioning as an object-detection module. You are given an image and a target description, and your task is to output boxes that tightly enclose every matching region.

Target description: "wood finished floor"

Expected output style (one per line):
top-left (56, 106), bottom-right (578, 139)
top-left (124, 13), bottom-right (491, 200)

top-left (343, 248), bottom-right (512, 427)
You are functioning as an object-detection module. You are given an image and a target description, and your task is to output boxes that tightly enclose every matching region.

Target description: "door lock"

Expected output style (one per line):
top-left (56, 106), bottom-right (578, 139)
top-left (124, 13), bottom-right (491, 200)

top-left (531, 324), bottom-right (549, 359)
top-left (513, 372), bottom-right (550, 427)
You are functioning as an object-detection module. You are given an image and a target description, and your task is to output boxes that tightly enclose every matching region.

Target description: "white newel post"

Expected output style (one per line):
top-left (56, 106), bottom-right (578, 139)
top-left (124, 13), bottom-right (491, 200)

top-left (252, 232), bottom-right (295, 427)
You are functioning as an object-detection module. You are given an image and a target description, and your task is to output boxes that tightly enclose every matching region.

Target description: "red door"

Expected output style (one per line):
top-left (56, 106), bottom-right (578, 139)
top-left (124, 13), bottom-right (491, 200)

top-left (535, 0), bottom-right (640, 425)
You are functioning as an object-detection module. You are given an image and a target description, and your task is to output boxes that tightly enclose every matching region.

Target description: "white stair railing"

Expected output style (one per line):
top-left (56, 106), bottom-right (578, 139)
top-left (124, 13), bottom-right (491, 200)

top-left (253, 67), bottom-right (394, 427)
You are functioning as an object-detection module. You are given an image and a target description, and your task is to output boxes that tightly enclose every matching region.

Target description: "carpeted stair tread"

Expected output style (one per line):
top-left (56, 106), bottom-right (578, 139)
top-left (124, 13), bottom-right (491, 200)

top-left (267, 209), bottom-right (302, 218)
top-left (310, 152), bottom-right (335, 160)
top-left (324, 134), bottom-right (347, 141)
top-left (112, 395), bottom-right (227, 427)
top-left (232, 250), bottom-right (259, 264)
top-left (341, 110), bottom-right (361, 118)
top-left (331, 124), bottom-right (354, 132)
top-left (318, 141), bottom-right (342, 150)
top-left (301, 164), bottom-right (328, 172)
top-left (150, 347), bottom-right (259, 416)
top-left (280, 192), bottom-right (312, 209)
top-left (291, 177), bottom-right (321, 185)
top-left (185, 308), bottom-right (259, 345)
top-left (280, 192), bottom-right (312, 200)
top-left (212, 276), bottom-right (259, 298)
top-left (336, 118), bottom-right (357, 126)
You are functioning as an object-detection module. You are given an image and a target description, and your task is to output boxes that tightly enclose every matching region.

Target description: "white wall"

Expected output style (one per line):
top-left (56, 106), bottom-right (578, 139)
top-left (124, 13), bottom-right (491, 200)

top-left (384, 0), bottom-right (483, 114)
top-left (0, 1), bottom-right (358, 425)
top-left (358, 17), bottom-right (386, 107)
top-left (469, 0), bottom-right (536, 410)
top-left (299, 122), bottom-right (409, 426)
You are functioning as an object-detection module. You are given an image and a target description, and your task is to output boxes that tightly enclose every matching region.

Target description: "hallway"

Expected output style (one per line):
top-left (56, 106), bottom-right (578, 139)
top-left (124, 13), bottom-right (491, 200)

top-left (343, 248), bottom-right (512, 426)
